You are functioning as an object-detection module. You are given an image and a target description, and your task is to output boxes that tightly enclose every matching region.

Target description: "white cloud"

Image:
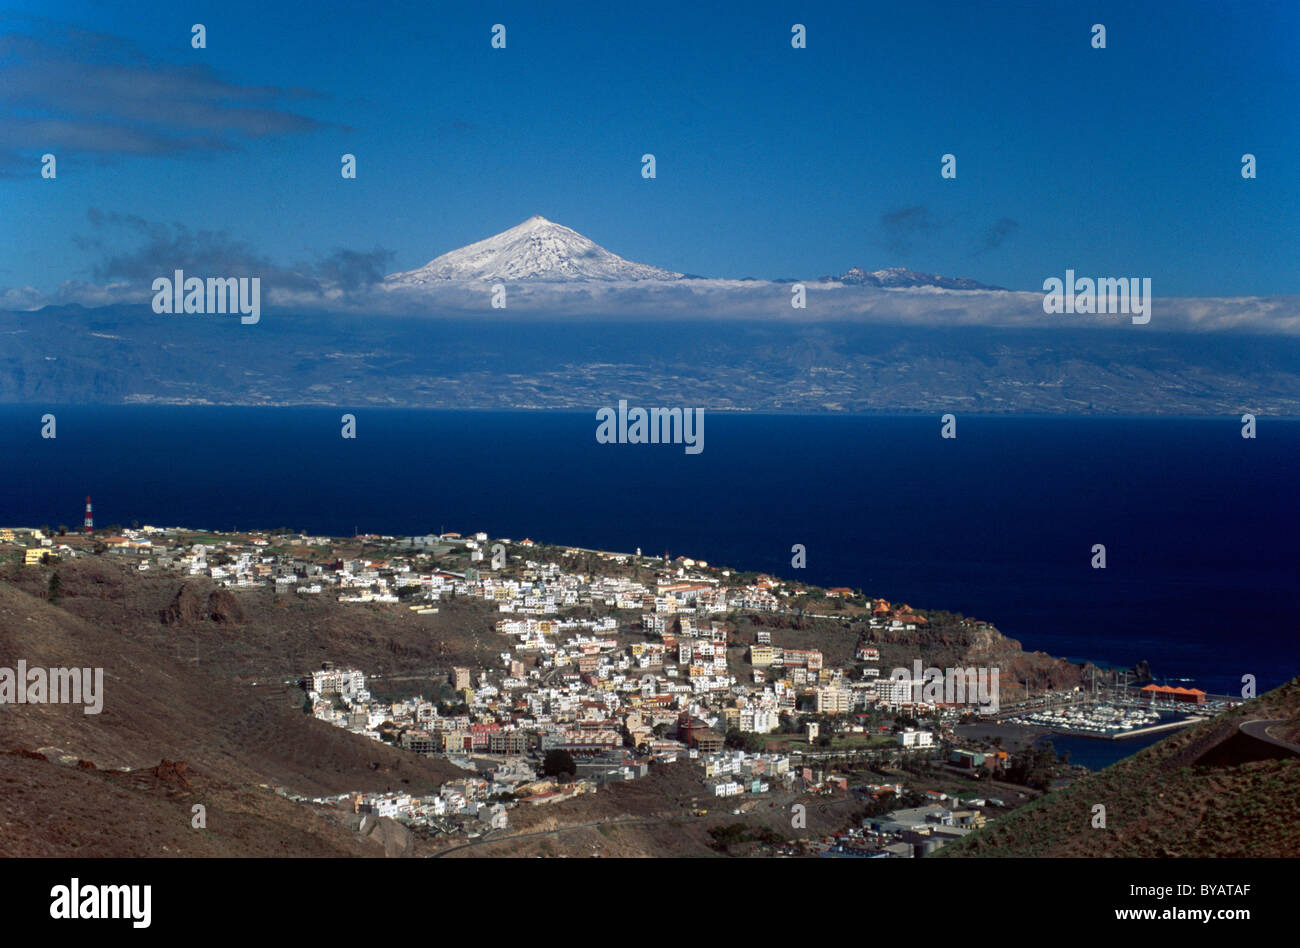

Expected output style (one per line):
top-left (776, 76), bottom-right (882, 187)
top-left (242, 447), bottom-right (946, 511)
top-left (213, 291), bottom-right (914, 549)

top-left (5, 276), bottom-right (1299, 334)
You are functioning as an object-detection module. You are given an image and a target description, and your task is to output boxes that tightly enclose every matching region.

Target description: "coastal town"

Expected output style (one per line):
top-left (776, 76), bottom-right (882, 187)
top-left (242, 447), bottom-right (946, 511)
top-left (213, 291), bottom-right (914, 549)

top-left (3, 519), bottom-right (1205, 857)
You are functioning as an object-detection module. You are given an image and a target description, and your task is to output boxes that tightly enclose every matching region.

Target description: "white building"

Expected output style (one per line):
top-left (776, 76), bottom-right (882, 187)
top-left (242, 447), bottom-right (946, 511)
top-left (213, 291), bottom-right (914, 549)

top-left (898, 729), bottom-right (935, 749)
top-left (875, 678), bottom-right (921, 707)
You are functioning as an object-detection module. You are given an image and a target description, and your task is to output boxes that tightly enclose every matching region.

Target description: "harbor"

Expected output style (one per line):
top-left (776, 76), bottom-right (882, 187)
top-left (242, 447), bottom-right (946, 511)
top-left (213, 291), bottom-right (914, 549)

top-left (994, 674), bottom-right (1237, 743)
top-left (1005, 704), bottom-right (1201, 741)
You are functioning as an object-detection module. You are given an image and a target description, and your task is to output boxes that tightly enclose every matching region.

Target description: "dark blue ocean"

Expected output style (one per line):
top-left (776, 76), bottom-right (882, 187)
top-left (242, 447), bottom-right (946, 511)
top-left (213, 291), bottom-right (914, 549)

top-left (1036, 732), bottom-right (1172, 771)
top-left (5, 407), bottom-right (1296, 696)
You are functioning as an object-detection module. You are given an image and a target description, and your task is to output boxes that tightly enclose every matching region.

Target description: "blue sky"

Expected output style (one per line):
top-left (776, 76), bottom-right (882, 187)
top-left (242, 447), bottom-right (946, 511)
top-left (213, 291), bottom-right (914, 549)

top-left (2, 0), bottom-right (1298, 298)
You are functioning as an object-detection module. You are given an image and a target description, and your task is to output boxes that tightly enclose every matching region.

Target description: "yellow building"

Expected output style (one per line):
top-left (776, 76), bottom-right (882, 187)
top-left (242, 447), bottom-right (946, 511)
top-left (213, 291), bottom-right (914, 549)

top-left (24, 548), bottom-right (51, 566)
top-left (440, 730), bottom-right (471, 753)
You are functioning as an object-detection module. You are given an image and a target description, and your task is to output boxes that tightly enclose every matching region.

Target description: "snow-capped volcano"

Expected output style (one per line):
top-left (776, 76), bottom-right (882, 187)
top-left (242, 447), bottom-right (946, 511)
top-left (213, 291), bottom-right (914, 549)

top-left (385, 216), bottom-right (683, 284)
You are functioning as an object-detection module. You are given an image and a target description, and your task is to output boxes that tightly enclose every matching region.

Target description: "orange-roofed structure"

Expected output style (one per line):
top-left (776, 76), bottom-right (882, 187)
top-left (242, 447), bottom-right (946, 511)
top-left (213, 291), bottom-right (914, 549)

top-left (1140, 684), bottom-right (1206, 705)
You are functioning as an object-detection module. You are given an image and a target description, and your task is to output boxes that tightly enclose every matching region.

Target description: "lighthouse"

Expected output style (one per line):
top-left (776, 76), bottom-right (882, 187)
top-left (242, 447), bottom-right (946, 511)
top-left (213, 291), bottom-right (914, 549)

top-left (84, 495), bottom-right (93, 534)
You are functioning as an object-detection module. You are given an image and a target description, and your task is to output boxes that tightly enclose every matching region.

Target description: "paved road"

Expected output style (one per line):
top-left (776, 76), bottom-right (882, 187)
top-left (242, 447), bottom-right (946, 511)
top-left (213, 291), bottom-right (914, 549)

top-left (1239, 719), bottom-right (1300, 756)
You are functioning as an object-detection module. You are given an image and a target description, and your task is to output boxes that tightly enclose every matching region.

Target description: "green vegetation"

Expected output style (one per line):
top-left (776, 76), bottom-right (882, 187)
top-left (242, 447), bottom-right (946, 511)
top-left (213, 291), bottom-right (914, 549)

top-left (542, 749), bottom-right (577, 778)
top-left (707, 822), bottom-right (784, 852)
top-left (724, 727), bottom-right (764, 754)
top-left (1003, 741), bottom-right (1065, 791)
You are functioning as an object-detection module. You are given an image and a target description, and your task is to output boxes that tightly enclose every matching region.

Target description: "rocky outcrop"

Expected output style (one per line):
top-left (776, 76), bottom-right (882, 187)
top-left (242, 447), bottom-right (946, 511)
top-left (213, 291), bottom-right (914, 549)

top-left (159, 584), bottom-right (244, 624)
top-left (207, 588), bottom-right (244, 624)
top-left (865, 618), bottom-right (1088, 699)
top-left (160, 584), bottom-right (204, 624)
top-left (151, 759), bottom-right (193, 791)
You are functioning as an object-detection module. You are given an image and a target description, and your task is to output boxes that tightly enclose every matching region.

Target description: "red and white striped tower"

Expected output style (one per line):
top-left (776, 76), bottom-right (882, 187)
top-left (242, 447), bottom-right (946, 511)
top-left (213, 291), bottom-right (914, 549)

top-left (84, 495), bottom-right (93, 533)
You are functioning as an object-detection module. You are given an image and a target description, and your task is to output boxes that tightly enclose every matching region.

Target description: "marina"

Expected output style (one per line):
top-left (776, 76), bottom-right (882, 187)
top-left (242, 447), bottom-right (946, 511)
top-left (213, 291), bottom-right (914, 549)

top-left (1006, 703), bottom-right (1203, 741)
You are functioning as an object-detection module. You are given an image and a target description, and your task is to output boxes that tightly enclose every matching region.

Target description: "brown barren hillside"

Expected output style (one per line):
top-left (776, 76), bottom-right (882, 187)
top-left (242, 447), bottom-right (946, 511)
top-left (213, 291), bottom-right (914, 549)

top-left (936, 677), bottom-right (1300, 858)
top-left (0, 560), bottom-right (487, 856)
top-left (0, 751), bottom-right (417, 858)
top-left (0, 563), bottom-right (469, 790)
top-left (4, 555), bottom-right (505, 685)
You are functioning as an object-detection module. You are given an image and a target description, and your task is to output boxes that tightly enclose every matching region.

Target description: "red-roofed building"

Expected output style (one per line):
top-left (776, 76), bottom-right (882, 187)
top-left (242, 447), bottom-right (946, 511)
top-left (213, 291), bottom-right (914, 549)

top-left (1141, 684), bottom-right (1206, 705)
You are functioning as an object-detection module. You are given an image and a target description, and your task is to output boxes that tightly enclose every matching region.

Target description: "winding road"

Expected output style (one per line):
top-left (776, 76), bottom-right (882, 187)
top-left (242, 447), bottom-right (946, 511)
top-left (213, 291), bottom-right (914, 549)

top-left (1238, 719), bottom-right (1300, 756)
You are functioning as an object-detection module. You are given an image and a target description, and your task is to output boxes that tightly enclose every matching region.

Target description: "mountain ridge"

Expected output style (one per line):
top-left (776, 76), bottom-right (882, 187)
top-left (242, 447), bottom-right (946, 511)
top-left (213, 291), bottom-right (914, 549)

top-left (3, 312), bottom-right (1299, 414)
top-left (382, 216), bottom-right (997, 290)
top-left (822, 266), bottom-right (1003, 292)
